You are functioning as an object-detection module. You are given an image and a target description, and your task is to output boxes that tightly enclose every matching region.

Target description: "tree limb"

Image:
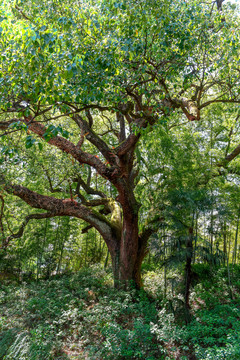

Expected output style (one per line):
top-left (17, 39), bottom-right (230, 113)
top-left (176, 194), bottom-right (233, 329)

top-left (0, 119), bottom-right (19, 131)
top-left (1, 212), bottom-right (55, 249)
top-left (0, 195), bottom-right (5, 239)
top-left (72, 114), bottom-right (117, 165)
top-left (15, 5), bottom-right (32, 21)
top-left (219, 144), bottom-right (240, 165)
top-left (22, 117), bottom-right (121, 182)
top-left (1, 180), bottom-right (120, 248)
top-left (116, 112), bottom-right (126, 143)
top-left (42, 168), bottom-right (63, 193)
top-left (74, 175), bottom-right (106, 199)
top-left (200, 99), bottom-right (240, 110)
top-left (116, 133), bottom-right (140, 157)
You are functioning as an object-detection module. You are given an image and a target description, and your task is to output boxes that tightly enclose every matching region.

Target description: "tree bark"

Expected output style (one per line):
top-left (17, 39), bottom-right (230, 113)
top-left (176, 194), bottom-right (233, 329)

top-left (184, 226), bottom-right (194, 324)
top-left (108, 176), bottom-right (145, 288)
top-left (110, 215), bottom-right (148, 289)
top-left (232, 212), bottom-right (239, 265)
top-left (223, 221), bottom-right (227, 266)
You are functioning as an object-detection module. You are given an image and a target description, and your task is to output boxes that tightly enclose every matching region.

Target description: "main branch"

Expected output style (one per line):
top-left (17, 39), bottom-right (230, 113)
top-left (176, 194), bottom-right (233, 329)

top-left (2, 181), bottom-right (119, 248)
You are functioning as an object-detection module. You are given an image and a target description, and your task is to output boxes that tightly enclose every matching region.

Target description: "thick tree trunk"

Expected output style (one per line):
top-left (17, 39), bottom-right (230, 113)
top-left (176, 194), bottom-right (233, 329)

top-left (109, 211), bottom-right (149, 289)
top-left (119, 215), bottom-right (139, 285)
top-left (112, 249), bottom-right (145, 289)
top-left (110, 214), bottom-right (143, 289)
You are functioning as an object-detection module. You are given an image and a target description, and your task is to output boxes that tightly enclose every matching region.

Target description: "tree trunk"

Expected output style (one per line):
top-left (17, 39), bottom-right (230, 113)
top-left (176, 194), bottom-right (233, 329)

top-left (184, 226), bottom-right (194, 324)
top-left (110, 214), bottom-right (143, 289)
top-left (210, 209), bottom-right (213, 257)
top-left (104, 249), bottom-right (109, 269)
top-left (193, 213), bottom-right (198, 264)
top-left (107, 207), bottom-right (150, 289)
top-left (232, 212), bottom-right (239, 265)
top-left (119, 214), bottom-right (139, 284)
top-left (223, 221), bottom-right (227, 266)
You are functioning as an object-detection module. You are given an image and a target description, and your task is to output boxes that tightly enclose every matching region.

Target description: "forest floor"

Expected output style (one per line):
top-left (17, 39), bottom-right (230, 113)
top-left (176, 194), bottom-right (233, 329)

top-left (0, 264), bottom-right (240, 360)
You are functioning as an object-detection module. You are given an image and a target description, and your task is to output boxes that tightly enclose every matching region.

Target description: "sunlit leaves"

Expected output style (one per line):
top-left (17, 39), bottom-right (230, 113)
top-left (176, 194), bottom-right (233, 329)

top-left (25, 135), bottom-right (36, 148)
top-left (43, 124), bottom-right (70, 141)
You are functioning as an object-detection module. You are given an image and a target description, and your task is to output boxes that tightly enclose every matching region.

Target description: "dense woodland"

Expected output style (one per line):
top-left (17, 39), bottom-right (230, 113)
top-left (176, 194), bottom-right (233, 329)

top-left (0, 0), bottom-right (240, 359)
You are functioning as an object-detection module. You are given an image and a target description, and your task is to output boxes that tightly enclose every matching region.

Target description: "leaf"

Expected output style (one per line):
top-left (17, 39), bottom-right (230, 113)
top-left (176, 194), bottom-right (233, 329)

top-left (25, 135), bottom-right (36, 148)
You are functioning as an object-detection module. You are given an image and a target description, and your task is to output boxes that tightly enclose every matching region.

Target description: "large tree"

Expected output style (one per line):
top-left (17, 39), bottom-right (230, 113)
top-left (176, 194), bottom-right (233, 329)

top-left (0, 0), bottom-right (240, 288)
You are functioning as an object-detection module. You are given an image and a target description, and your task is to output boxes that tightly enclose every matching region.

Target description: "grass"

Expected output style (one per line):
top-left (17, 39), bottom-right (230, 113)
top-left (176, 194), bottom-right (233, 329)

top-left (0, 264), bottom-right (240, 359)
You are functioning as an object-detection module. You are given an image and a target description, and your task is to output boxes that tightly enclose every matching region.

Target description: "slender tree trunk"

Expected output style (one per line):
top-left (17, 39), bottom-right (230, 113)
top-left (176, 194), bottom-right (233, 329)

top-left (210, 209), bottom-right (213, 257)
top-left (163, 229), bottom-right (167, 298)
top-left (84, 233), bottom-right (88, 267)
top-left (223, 221), bottom-right (227, 266)
top-left (104, 249), bottom-right (109, 269)
top-left (193, 213), bottom-right (198, 264)
top-left (226, 253), bottom-right (234, 300)
top-left (228, 231), bottom-right (231, 265)
top-left (37, 218), bottom-right (48, 280)
top-left (184, 226), bottom-right (194, 324)
top-left (164, 263), bottom-right (167, 298)
top-left (57, 218), bottom-right (69, 274)
top-left (93, 229), bottom-right (97, 262)
top-left (57, 240), bottom-right (65, 274)
top-left (98, 234), bottom-right (103, 263)
top-left (232, 212), bottom-right (239, 265)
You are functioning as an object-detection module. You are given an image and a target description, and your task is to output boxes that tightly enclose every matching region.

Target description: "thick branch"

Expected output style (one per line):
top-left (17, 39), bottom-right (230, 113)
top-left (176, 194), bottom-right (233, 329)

top-left (216, 0), bottom-right (225, 11)
top-left (0, 119), bottom-right (18, 130)
top-left (24, 118), bottom-right (120, 182)
top-left (200, 99), bottom-right (240, 110)
top-left (1, 117), bottom-right (121, 182)
top-left (198, 146), bottom-right (240, 184)
top-left (219, 144), bottom-right (240, 166)
top-left (116, 133), bottom-right (140, 157)
top-left (140, 215), bottom-right (165, 244)
top-left (116, 112), bottom-right (126, 142)
top-left (2, 181), bottom-right (121, 250)
top-left (72, 114), bottom-right (117, 165)
top-left (1, 212), bottom-right (55, 249)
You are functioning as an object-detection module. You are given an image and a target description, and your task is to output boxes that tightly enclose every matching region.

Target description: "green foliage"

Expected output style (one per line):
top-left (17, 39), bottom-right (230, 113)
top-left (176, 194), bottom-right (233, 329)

top-left (0, 265), bottom-right (240, 359)
top-left (191, 263), bottom-right (213, 282)
top-left (0, 3), bottom-right (240, 358)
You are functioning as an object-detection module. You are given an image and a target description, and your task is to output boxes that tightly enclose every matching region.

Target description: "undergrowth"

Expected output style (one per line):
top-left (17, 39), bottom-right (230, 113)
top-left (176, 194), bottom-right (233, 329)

top-left (0, 264), bottom-right (240, 359)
